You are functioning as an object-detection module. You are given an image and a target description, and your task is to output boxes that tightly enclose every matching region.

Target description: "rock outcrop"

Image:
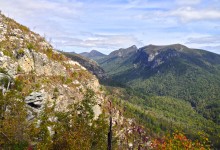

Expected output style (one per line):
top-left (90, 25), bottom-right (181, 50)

top-left (62, 52), bottom-right (108, 81)
top-left (25, 91), bottom-right (47, 120)
top-left (0, 13), bottom-right (104, 120)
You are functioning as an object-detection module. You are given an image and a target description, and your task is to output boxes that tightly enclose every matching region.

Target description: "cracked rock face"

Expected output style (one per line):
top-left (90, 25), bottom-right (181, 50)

top-left (25, 91), bottom-right (46, 109)
top-left (0, 52), bottom-right (18, 77)
top-left (0, 13), bottom-right (105, 122)
top-left (25, 91), bottom-right (47, 120)
top-left (17, 49), bottom-right (35, 73)
top-left (33, 51), bottom-right (67, 76)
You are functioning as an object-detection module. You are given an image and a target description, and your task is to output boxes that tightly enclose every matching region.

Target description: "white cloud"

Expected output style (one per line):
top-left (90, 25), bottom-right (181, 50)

top-left (0, 0), bottom-right (85, 48)
top-left (170, 7), bottom-right (220, 22)
top-left (0, 0), bottom-right (83, 19)
top-left (175, 0), bottom-right (201, 5)
top-left (186, 35), bottom-right (220, 44)
top-left (122, 0), bottom-right (172, 10)
top-left (53, 34), bottom-right (143, 50)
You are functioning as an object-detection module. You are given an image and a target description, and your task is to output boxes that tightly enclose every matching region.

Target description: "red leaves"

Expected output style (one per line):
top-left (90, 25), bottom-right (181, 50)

top-left (151, 132), bottom-right (210, 150)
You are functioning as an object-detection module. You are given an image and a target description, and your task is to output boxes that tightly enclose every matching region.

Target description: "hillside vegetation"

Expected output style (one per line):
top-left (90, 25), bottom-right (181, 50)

top-left (80, 44), bottom-right (220, 148)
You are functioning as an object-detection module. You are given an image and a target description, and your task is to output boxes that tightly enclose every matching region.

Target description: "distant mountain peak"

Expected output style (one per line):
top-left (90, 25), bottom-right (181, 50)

top-left (131, 45), bottom-right (137, 48)
top-left (120, 45), bottom-right (138, 50)
top-left (90, 49), bottom-right (100, 53)
top-left (163, 44), bottom-right (189, 51)
top-left (79, 50), bottom-right (106, 61)
top-left (89, 50), bottom-right (105, 56)
top-left (127, 45), bottom-right (137, 50)
top-left (141, 44), bottom-right (189, 54)
top-left (109, 45), bottom-right (138, 57)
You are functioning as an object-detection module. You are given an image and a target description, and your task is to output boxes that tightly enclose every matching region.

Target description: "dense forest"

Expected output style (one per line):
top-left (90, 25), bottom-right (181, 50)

top-left (78, 44), bottom-right (220, 148)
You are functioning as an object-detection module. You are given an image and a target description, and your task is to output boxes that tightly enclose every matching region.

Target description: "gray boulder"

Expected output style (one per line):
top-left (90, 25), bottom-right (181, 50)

top-left (25, 91), bottom-right (46, 120)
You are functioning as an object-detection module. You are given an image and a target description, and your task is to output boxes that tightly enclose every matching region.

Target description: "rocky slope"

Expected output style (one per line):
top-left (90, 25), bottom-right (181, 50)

top-left (61, 51), bottom-right (108, 81)
top-left (0, 13), bottom-right (104, 118)
top-left (0, 13), bottom-right (157, 149)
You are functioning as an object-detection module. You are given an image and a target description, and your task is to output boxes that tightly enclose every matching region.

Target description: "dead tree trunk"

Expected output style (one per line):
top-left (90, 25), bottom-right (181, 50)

top-left (108, 115), bottom-right (112, 150)
top-left (107, 100), bottom-right (112, 150)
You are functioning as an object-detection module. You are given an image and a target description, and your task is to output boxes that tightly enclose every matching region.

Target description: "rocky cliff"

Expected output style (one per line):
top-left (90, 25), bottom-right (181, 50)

top-left (62, 52), bottom-right (108, 81)
top-left (0, 13), bottom-right (103, 120)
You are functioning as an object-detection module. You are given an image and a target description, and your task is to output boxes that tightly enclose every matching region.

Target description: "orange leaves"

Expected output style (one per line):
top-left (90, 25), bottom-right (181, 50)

top-left (151, 132), bottom-right (210, 150)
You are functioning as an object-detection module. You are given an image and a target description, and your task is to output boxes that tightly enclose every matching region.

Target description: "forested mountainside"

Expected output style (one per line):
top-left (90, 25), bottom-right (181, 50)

top-left (80, 44), bottom-right (220, 148)
top-left (96, 44), bottom-right (220, 123)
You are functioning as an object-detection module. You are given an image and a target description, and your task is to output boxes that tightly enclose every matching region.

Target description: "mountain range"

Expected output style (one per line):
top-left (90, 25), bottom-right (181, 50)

top-left (79, 44), bottom-right (220, 147)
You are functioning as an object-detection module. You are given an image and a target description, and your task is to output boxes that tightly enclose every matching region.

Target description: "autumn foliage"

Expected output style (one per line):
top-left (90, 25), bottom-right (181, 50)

top-left (151, 132), bottom-right (210, 150)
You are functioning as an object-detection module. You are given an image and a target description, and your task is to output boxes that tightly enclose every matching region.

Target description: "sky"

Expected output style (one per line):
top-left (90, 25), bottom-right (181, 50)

top-left (0, 0), bottom-right (220, 54)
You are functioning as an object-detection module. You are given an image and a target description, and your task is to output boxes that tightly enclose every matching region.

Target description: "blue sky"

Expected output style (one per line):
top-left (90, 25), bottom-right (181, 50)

top-left (0, 0), bottom-right (220, 54)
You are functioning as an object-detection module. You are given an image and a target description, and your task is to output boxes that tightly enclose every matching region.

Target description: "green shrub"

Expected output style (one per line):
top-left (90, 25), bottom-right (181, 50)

top-left (46, 48), bottom-right (53, 58)
top-left (0, 67), bottom-right (7, 74)
top-left (35, 83), bottom-right (41, 89)
top-left (64, 78), bottom-right (72, 84)
top-left (19, 24), bottom-right (29, 32)
top-left (17, 49), bottom-right (24, 55)
top-left (17, 65), bottom-right (22, 72)
top-left (53, 87), bottom-right (59, 99)
top-left (54, 87), bottom-right (59, 93)
top-left (0, 77), bottom-right (10, 88)
top-left (16, 49), bottom-right (25, 59)
top-left (27, 43), bottom-right (34, 50)
top-left (13, 78), bottom-right (24, 91)
top-left (3, 49), bottom-right (13, 57)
